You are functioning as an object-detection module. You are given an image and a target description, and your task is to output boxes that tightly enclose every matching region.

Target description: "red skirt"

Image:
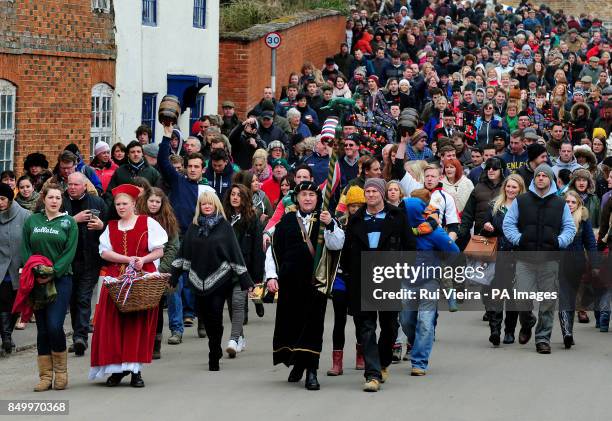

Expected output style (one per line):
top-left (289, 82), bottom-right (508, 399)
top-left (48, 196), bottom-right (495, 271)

top-left (90, 285), bottom-right (158, 368)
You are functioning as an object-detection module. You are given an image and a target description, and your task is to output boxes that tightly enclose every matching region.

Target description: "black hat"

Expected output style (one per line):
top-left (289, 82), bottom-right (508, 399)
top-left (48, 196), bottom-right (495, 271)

top-left (0, 182), bottom-right (14, 201)
top-left (296, 93), bottom-right (307, 102)
top-left (24, 152), bottom-right (49, 170)
top-left (325, 57), bottom-right (335, 65)
top-left (345, 132), bottom-right (362, 145)
top-left (291, 181), bottom-right (321, 204)
top-left (527, 143), bottom-right (547, 162)
top-left (442, 109), bottom-right (455, 117)
top-left (518, 110), bottom-right (529, 118)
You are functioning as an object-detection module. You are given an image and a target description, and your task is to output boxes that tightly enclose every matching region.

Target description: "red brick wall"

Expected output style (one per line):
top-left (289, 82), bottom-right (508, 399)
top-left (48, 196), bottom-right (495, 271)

top-left (0, 0), bottom-right (115, 173)
top-left (504, 0), bottom-right (612, 21)
top-left (219, 14), bottom-right (346, 118)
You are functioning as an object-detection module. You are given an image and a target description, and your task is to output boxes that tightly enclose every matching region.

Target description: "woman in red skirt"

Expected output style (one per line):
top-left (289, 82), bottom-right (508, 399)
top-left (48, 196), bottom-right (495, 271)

top-left (89, 184), bottom-right (167, 387)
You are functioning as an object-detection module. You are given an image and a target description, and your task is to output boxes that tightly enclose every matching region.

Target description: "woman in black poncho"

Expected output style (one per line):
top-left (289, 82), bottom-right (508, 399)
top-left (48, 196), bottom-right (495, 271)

top-left (171, 191), bottom-right (253, 371)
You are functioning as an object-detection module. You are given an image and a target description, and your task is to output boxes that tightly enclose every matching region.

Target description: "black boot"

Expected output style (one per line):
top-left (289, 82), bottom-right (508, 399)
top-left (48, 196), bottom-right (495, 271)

top-left (488, 328), bottom-right (501, 346)
top-left (106, 371), bottom-right (129, 387)
top-left (255, 303), bottom-right (265, 317)
top-left (305, 369), bottom-right (320, 390)
top-left (287, 364), bottom-right (305, 382)
top-left (153, 334), bottom-right (162, 359)
top-left (0, 312), bottom-right (14, 354)
top-left (488, 313), bottom-right (501, 346)
top-left (559, 311), bottom-right (574, 349)
top-left (130, 371), bottom-right (145, 388)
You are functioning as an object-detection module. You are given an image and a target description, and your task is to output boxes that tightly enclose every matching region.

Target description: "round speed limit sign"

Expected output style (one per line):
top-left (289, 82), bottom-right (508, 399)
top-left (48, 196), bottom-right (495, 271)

top-left (265, 32), bottom-right (282, 49)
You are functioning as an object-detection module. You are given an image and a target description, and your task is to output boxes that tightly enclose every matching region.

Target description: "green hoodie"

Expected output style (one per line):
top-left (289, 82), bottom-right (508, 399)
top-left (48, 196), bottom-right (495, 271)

top-left (21, 212), bottom-right (78, 278)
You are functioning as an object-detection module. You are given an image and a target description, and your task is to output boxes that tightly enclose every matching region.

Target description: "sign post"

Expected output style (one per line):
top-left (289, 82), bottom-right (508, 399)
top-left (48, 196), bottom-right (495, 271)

top-left (264, 31), bottom-right (282, 95)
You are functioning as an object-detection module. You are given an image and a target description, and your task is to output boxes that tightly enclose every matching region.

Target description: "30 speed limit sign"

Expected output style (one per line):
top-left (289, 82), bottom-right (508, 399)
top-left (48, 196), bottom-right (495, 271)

top-left (264, 32), bottom-right (282, 49)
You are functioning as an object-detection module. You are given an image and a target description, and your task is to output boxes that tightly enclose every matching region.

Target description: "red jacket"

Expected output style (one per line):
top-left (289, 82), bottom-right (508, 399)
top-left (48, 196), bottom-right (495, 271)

top-left (12, 255), bottom-right (53, 321)
top-left (261, 177), bottom-right (282, 208)
top-left (94, 161), bottom-right (119, 192)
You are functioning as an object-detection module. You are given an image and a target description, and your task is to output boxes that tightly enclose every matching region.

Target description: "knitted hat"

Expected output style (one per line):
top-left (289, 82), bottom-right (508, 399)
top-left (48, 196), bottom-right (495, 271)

top-left (593, 127), bottom-right (607, 139)
top-left (267, 140), bottom-right (285, 152)
top-left (94, 141), bottom-right (110, 156)
top-left (527, 143), bottom-right (547, 162)
top-left (533, 163), bottom-right (554, 183)
top-left (321, 117), bottom-right (339, 141)
top-left (345, 185), bottom-right (365, 205)
top-left (368, 75), bottom-right (379, 86)
top-left (411, 129), bottom-right (428, 145)
top-left (0, 182), bottom-right (14, 201)
top-left (271, 158), bottom-right (290, 171)
top-left (364, 177), bottom-right (386, 198)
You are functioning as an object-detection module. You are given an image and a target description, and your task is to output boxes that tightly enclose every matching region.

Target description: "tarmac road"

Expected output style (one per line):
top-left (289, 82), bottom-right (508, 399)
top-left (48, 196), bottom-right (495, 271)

top-left (1, 306), bottom-right (611, 421)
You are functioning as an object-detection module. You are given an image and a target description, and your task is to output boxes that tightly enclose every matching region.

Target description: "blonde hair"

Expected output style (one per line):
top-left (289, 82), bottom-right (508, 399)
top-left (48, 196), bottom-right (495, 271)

top-left (492, 174), bottom-right (525, 215)
top-left (252, 148), bottom-right (268, 164)
top-left (405, 160), bottom-right (428, 183)
top-left (193, 191), bottom-right (226, 224)
top-left (564, 190), bottom-right (588, 229)
top-left (385, 180), bottom-right (406, 202)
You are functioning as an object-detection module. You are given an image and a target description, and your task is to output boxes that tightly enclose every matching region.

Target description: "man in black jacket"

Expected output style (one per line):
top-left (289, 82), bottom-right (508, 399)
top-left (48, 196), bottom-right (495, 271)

top-left (63, 172), bottom-right (108, 356)
top-left (342, 178), bottom-right (415, 392)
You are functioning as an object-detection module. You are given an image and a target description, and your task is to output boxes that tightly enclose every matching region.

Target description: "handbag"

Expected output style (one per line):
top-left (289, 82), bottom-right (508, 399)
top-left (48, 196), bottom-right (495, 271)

top-left (464, 234), bottom-right (498, 262)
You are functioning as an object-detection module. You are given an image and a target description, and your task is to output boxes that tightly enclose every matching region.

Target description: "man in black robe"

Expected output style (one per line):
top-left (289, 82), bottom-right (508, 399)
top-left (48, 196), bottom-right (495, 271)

top-left (265, 181), bottom-right (345, 390)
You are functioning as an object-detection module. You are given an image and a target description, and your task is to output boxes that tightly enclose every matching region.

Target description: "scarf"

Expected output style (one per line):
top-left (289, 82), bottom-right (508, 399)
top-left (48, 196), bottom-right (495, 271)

top-left (128, 159), bottom-right (145, 176)
top-left (15, 191), bottom-right (40, 212)
top-left (197, 214), bottom-right (223, 238)
top-left (252, 165), bottom-right (270, 182)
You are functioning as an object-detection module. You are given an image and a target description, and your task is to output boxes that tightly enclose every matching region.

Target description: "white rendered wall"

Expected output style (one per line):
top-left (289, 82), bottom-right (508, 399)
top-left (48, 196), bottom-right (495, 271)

top-left (113, 0), bottom-right (219, 144)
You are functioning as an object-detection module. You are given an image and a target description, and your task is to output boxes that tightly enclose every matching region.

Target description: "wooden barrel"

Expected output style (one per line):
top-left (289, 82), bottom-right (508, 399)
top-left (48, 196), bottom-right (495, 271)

top-left (158, 95), bottom-right (180, 124)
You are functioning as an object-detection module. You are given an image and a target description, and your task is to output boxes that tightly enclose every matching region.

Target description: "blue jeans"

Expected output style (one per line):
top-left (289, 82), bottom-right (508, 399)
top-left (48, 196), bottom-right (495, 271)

top-left (400, 279), bottom-right (438, 370)
top-left (35, 275), bottom-right (72, 355)
top-left (167, 274), bottom-right (186, 334)
top-left (182, 279), bottom-right (195, 319)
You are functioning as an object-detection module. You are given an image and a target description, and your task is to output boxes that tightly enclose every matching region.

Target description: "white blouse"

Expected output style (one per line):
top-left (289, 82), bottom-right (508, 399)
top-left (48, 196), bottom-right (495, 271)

top-left (98, 217), bottom-right (168, 269)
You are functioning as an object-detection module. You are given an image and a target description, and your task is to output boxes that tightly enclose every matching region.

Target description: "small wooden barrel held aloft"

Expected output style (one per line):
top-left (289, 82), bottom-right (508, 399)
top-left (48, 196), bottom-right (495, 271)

top-left (158, 95), bottom-right (181, 124)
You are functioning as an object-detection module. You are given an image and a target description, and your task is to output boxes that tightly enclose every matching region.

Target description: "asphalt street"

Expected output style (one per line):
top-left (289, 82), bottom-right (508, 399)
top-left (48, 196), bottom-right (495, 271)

top-left (1, 305), bottom-right (611, 421)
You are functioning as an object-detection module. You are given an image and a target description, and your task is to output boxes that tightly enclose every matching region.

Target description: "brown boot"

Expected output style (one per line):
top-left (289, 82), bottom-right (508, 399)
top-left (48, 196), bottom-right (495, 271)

top-left (51, 351), bottom-right (68, 390)
top-left (33, 355), bottom-right (53, 392)
top-left (326, 350), bottom-right (343, 376)
top-left (355, 344), bottom-right (365, 370)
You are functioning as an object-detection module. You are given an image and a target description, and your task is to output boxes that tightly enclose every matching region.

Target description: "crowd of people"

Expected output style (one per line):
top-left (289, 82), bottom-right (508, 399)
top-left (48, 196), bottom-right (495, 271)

top-left (1, 0), bottom-right (612, 394)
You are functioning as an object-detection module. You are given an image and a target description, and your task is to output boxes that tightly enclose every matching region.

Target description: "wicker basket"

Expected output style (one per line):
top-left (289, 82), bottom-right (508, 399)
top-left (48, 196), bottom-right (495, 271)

top-left (104, 272), bottom-right (170, 313)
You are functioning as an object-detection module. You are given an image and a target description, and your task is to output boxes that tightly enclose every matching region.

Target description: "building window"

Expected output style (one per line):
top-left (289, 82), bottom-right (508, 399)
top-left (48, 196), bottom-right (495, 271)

top-left (92, 0), bottom-right (110, 12)
top-left (189, 94), bottom-right (206, 134)
top-left (142, 93), bottom-right (157, 142)
top-left (0, 80), bottom-right (16, 171)
top-left (193, 0), bottom-right (206, 28)
top-left (91, 83), bottom-right (113, 158)
top-left (142, 0), bottom-right (157, 26)
top-left (0, 79), bottom-right (17, 171)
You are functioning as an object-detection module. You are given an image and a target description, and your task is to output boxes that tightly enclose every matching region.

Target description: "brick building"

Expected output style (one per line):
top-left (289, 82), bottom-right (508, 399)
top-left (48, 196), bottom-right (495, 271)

top-left (0, 0), bottom-right (115, 174)
top-left (219, 10), bottom-right (345, 118)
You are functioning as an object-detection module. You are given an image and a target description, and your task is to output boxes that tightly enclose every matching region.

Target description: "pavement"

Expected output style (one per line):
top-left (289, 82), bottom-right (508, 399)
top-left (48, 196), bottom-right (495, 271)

top-left (1, 306), bottom-right (612, 421)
